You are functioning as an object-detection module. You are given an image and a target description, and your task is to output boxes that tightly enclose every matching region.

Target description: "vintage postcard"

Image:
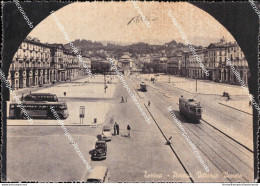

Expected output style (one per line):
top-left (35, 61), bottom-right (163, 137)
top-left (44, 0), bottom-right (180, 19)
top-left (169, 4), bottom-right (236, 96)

top-left (1, 1), bottom-right (259, 183)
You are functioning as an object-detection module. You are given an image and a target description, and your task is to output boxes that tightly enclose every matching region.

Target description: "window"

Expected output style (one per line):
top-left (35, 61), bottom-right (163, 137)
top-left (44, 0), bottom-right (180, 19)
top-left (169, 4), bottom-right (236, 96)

top-left (190, 107), bottom-right (195, 113)
top-left (196, 108), bottom-right (202, 114)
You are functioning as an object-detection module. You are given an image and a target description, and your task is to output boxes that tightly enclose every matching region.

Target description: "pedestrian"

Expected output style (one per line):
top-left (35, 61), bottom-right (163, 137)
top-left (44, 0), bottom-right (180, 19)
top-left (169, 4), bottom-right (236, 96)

top-left (114, 122), bottom-right (117, 136)
top-left (148, 100), bottom-right (151, 107)
top-left (64, 92), bottom-right (66, 96)
top-left (166, 136), bottom-right (172, 145)
top-left (127, 125), bottom-right (131, 138)
top-left (116, 123), bottom-right (120, 135)
top-left (126, 97), bottom-right (127, 102)
top-left (249, 100), bottom-right (252, 107)
top-left (121, 96), bottom-right (124, 103)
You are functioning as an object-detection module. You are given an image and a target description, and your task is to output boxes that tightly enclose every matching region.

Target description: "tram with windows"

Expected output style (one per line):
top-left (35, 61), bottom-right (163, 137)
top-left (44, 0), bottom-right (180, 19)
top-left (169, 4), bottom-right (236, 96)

top-left (179, 97), bottom-right (202, 123)
top-left (140, 82), bottom-right (147, 92)
top-left (22, 93), bottom-right (59, 102)
top-left (9, 101), bottom-right (69, 119)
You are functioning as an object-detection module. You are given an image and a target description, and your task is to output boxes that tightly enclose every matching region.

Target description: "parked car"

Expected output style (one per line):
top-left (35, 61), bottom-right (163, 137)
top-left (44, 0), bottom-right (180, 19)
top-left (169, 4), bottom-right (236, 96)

top-left (101, 126), bottom-right (112, 141)
top-left (91, 141), bottom-right (107, 160)
top-left (86, 166), bottom-right (109, 183)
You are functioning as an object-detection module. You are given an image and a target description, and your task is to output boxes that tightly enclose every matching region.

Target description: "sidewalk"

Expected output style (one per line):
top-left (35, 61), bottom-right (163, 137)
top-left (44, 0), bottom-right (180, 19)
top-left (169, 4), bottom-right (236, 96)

top-left (7, 75), bottom-right (119, 126)
top-left (218, 97), bottom-right (253, 115)
top-left (139, 74), bottom-right (249, 96)
top-left (11, 75), bottom-right (93, 98)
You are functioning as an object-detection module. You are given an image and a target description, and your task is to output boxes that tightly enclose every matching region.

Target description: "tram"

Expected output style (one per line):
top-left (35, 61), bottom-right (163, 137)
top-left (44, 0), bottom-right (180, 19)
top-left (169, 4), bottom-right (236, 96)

top-left (179, 97), bottom-right (202, 123)
top-left (140, 82), bottom-right (147, 92)
top-left (9, 101), bottom-right (69, 119)
top-left (22, 93), bottom-right (59, 102)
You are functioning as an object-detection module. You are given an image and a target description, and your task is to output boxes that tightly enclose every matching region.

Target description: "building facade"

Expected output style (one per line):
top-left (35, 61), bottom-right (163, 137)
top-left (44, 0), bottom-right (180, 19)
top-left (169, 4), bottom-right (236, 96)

top-left (167, 53), bottom-right (182, 75)
top-left (8, 37), bottom-right (90, 90)
top-left (176, 38), bottom-right (249, 86)
top-left (118, 52), bottom-right (133, 70)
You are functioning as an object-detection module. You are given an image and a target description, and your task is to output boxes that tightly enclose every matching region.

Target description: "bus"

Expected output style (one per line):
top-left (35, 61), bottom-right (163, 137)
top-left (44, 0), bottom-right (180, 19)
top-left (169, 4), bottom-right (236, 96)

top-left (9, 101), bottom-right (69, 119)
top-left (22, 93), bottom-right (59, 102)
top-left (140, 82), bottom-right (147, 92)
top-left (179, 97), bottom-right (202, 123)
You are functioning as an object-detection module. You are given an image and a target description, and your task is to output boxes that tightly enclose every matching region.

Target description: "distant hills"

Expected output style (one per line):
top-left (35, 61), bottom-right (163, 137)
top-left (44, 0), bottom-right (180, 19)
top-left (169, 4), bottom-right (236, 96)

top-left (63, 38), bottom-right (211, 58)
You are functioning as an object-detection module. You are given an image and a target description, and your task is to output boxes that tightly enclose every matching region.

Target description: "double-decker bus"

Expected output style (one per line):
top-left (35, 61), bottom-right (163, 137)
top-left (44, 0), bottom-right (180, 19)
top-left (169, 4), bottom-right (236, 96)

top-left (140, 82), bottom-right (147, 92)
top-left (9, 101), bottom-right (69, 119)
top-left (22, 93), bottom-right (59, 102)
top-left (179, 97), bottom-right (202, 123)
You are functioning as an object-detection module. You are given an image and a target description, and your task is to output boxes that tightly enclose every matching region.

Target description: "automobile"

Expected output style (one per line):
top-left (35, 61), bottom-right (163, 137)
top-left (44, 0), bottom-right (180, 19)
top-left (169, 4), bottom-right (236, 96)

top-left (91, 141), bottom-right (107, 160)
top-left (52, 80), bottom-right (57, 84)
top-left (86, 166), bottom-right (109, 183)
top-left (39, 84), bottom-right (44, 87)
top-left (140, 82), bottom-right (147, 92)
top-left (155, 73), bottom-right (159, 76)
top-left (101, 126), bottom-right (112, 141)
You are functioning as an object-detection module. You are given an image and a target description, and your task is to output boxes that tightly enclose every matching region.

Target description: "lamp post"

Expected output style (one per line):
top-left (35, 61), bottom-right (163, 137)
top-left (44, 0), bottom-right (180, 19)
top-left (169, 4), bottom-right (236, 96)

top-left (167, 68), bottom-right (170, 83)
top-left (104, 70), bottom-right (107, 94)
top-left (194, 71), bottom-right (198, 92)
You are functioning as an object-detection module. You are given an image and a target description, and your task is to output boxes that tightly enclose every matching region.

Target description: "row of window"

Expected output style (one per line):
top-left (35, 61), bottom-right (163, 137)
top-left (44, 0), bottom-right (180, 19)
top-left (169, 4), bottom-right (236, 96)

top-left (21, 42), bottom-right (50, 52)
top-left (16, 50), bottom-right (51, 59)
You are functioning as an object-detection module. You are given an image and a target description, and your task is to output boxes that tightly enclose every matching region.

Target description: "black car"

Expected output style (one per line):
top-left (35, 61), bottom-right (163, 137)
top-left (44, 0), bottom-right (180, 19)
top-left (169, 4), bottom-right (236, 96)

top-left (91, 141), bottom-right (107, 160)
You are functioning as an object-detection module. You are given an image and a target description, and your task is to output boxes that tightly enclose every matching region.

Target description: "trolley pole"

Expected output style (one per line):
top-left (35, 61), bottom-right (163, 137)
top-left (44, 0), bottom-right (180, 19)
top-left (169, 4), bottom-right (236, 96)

top-left (168, 69), bottom-right (170, 83)
top-left (196, 78), bottom-right (197, 92)
top-left (104, 71), bottom-right (106, 94)
top-left (195, 72), bottom-right (198, 92)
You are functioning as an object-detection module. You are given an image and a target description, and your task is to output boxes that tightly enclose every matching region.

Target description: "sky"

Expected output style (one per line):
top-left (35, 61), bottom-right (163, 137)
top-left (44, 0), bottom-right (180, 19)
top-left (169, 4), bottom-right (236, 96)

top-left (28, 2), bottom-right (235, 47)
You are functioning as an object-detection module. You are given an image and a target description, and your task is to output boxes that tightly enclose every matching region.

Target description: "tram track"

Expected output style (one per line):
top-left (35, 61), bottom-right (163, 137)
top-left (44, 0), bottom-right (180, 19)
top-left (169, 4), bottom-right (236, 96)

top-left (144, 103), bottom-right (194, 183)
top-left (130, 76), bottom-right (254, 182)
top-left (137, 77), bottom-right (253, 154)
top-left (149, 90), bottom-right (252, 181)
top-left (201, 119), bottom-right (253, 153)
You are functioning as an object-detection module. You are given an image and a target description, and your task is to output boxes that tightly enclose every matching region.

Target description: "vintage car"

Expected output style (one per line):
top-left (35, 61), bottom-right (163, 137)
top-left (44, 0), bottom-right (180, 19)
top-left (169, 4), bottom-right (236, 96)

top-left (91, 141), bottom-right (107, 160)
top-left (86, 166), bottom-right (109, 183)
top-left (101, 126), bottom-right (112, 141)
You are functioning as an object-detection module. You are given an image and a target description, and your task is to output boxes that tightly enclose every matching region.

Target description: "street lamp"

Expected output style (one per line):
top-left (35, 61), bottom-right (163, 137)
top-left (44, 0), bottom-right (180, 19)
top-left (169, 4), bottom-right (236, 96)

top-left (167, 68), bottom-right (170, 83)
top-left (104, 69), bottom-right (107, 94)
top-left (194, 71), bottom-right (198, 92)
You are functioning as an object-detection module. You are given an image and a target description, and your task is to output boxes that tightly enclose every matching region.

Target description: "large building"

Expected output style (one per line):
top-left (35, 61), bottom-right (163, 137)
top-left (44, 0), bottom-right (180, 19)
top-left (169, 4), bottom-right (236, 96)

top-left (118, 52), bottom-right (133, 70)
top-left (8, 37), bottom-right (90, 90)
top-left (167, 52), bottom-right (182, 75)
top-left (176, 37), bottom-right (249, 85)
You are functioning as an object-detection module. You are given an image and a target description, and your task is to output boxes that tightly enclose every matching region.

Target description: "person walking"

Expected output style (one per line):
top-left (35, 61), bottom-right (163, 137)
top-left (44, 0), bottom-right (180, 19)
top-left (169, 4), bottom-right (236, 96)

top-left (148, 100), bottom-right (151, 107)
top-left (114, 122), bottom-right (117, 136)
top-left (125, 97), bottom-right (127, 102)
top-left (249, 100), bottom-right (252, 107)
top-left (127, 125), bottom-right (131, 138)
top-left (116, 123), bottom-right (120, 135)
top-left (121, 96), bottom-right (124, 103)
top-left (166, 136), bottom-right (172, 145)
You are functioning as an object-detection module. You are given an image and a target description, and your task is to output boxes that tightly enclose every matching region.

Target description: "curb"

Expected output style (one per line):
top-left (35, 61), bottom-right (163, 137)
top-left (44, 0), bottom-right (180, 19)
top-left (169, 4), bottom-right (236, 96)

top-left (218, 102), bottom-right (252, 115)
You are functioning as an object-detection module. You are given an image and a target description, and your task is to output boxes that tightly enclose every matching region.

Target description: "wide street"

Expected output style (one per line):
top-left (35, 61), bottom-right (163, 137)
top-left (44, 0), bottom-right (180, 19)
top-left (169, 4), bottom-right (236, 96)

top-left (7, 73), bottom-right (254, 182)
